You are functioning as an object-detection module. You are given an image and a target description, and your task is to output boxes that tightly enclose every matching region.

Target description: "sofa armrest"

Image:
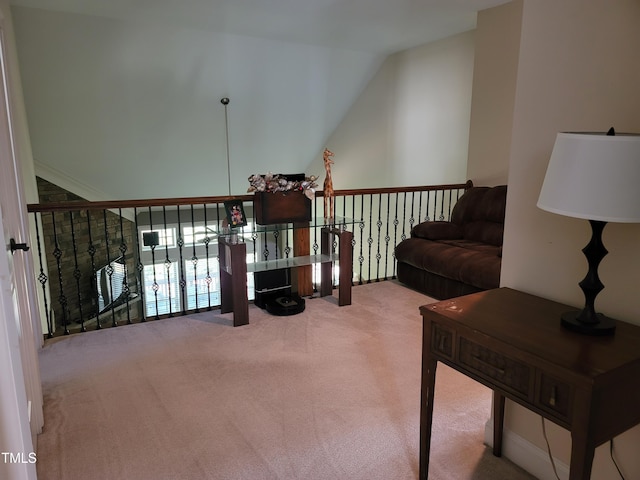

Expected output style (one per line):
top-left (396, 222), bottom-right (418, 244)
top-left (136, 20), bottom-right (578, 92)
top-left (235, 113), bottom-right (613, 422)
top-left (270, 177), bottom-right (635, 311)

top-left (411, 221), bottom-right (464, 240)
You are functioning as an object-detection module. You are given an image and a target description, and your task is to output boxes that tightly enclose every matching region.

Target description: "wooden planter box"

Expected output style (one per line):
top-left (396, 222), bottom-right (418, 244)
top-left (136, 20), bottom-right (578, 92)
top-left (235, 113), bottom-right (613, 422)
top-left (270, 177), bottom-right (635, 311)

top-left (253, 191), bottom-right (312, 225)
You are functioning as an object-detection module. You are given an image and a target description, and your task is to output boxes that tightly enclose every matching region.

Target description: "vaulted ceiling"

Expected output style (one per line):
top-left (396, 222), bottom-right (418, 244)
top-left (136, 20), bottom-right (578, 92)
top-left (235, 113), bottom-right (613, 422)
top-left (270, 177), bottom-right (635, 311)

top-left (10, 0), bottom-right (511, 199)
top-left (11, 0), bottom-right (511, 54)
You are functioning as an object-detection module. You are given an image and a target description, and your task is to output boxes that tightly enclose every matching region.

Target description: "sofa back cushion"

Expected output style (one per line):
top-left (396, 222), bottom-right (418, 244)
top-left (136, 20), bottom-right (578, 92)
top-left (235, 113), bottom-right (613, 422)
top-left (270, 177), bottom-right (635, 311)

top-left (453, 185), bottom-right (507, 246)
top-left (450, 187), bottom-right (490, 225)
top-left (464, 221), bottom-right (504, 246)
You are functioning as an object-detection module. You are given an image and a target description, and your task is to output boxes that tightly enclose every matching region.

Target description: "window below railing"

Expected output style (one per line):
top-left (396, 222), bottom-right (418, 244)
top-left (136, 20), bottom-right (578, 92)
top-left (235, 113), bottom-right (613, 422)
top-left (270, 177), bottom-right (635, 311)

top-left (27, 181), bottom-right (471, 338)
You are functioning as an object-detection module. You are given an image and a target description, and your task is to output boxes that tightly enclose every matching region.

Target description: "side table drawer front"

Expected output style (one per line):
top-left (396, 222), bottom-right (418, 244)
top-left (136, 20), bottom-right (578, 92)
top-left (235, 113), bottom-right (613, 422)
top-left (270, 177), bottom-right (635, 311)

top-left (536, 373), bottom-right (572, 422)
top-left (458, 337), bottom-right (531, 398)
top-left (431, 323), bottom-right (454, 360)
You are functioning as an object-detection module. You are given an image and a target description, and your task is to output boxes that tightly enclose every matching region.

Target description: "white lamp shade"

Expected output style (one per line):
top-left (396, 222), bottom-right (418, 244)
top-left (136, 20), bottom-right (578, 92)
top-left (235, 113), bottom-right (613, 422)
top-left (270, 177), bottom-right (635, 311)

top-left (538, 132), bottom-right (640, 223)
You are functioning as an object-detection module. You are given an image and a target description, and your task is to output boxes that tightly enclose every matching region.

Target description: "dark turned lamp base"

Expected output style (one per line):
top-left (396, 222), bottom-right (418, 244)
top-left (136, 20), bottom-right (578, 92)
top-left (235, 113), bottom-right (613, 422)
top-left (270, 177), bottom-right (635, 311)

top-left (562, 219), bottom-right (616, 336)
top-left (561, 310), bottom-right (616, 336)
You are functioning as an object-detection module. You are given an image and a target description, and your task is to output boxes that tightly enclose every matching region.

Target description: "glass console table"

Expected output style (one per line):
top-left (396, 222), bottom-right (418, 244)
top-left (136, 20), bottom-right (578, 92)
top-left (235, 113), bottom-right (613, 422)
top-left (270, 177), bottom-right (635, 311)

top-left (219, 219), bottom-right (354, 326)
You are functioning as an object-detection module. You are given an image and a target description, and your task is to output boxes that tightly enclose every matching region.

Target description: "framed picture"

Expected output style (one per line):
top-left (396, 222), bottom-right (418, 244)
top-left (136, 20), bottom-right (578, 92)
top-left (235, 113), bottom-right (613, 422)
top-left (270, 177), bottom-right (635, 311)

top-left (224, 200), bottom-right (247, 228)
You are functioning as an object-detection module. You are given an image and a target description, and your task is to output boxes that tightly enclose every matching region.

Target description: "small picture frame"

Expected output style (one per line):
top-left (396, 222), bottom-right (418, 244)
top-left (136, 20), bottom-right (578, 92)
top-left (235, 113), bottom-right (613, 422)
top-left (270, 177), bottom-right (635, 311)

top-left (224, 200), bottom-right (247, 228)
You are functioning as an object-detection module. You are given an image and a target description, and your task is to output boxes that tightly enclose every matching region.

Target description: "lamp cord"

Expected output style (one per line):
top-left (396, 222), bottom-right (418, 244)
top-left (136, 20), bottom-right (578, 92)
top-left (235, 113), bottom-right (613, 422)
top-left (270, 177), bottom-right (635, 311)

top-left (541, 417), bottom-right (626, 480)
top-left (541, 417), bottom-right (561, 480)
top-left (610, 438), bottom-right (627, 480)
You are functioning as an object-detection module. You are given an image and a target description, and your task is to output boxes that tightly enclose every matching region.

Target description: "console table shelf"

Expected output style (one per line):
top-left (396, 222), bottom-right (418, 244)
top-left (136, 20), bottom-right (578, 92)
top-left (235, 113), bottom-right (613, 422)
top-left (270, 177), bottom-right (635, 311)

top-left (248, 254), bottom-right (337, 273)
top-left (219, 225), bottom-right (353, 326)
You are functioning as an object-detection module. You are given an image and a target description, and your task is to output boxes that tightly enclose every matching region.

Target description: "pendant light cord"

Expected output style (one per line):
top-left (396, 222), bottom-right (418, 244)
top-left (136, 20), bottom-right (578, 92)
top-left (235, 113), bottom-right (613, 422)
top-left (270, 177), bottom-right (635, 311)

top-left (221, 97), bottom-right (231, 196)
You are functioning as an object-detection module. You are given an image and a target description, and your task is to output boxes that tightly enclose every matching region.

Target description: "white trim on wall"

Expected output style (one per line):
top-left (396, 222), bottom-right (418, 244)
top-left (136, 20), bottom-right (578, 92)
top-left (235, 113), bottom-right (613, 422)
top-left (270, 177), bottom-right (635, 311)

top-left (34, 159), bottom-right (113, 202)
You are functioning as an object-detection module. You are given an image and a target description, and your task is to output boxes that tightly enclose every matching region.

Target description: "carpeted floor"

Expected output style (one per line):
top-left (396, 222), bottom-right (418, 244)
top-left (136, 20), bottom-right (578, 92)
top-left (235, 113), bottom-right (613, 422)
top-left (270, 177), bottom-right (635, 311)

top-left (36, 280), bottom-right (536, 479)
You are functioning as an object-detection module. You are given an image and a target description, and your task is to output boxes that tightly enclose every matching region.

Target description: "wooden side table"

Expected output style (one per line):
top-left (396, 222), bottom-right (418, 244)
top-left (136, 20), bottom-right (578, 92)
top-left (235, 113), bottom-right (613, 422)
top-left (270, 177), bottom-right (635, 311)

top-left (419, 287), bottom-right (640, 480)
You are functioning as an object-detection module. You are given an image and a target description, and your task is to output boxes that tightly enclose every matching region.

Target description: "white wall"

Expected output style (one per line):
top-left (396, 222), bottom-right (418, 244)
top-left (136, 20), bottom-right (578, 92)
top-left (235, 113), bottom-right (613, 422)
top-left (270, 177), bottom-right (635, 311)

top-left (495, 1), bottom-right (640, 478)
top-left (466, 0), bottom-right (522, 186)
top-left (11, 6), bottom-right (383, 199)
top-left (314, 31), bottom-right (475, 189)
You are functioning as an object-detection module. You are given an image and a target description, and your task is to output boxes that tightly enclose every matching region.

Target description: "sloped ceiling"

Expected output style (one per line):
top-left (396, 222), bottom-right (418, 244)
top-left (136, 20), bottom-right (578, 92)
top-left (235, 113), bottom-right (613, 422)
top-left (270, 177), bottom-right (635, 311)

top-left (10, 0), bottom-right (510, 200)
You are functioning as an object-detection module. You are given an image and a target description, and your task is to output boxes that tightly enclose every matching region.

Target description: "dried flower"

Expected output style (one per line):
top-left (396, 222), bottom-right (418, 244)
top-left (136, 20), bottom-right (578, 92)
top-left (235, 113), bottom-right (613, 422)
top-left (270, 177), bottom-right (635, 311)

top-left (247, 173), bottom-right (318, 199)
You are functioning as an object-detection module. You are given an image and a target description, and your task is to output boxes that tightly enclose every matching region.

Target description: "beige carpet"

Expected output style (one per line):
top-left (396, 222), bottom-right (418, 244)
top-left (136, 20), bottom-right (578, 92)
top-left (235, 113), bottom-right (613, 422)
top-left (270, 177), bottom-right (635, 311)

top-left (36, 280), bottom-right (535, 480)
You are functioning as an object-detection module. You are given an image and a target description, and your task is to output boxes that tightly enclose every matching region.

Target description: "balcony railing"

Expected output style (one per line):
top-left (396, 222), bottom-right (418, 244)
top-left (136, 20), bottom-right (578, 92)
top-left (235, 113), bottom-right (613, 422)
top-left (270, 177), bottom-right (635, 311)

top-left (27, 181), bottom-right (472, 338)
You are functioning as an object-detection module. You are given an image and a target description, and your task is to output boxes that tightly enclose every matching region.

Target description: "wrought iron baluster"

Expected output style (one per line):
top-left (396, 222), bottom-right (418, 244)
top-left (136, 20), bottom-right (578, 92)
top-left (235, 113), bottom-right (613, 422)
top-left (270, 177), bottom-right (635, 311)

top-left (273, 227), bottom-right (280, 260)
top-left (86, 210), bottom-right (102, 330)
top-left (161, 206), bottom-right (173, 318)
top-left (432, 190), bottom-right (438, 222)
top-left (33, 213), bottom-right (53, 338)
top-left (384, 193), bottom-right (392, 281)
top-left (374, 194), bottom-right (383, 283)
top-left (149, 206), bottom-right (160, 319)
top-left (215, 202), bottom-right (223, 308)
top-left (176, 205), bottom-right (186, 314)
top-left (438, 189), bottom-right (446, 221)
top-left (366, 194), bottom-right (374, 284)
top-left (250, 228), bottom-right (258, 264)
top-left (118, 208), bottom-right (131, 325)
top-left (400, 192), bottom-right (408, 241)
top-left (189, 204), bottom-right (199, 313)
top-left (50, 212), bottom-right (69, 335)
top-left (392, 193), bottom-right (401, 279)
top-left (133, 207), bottom-right (146, 322)
top-left (409, 191), bottom-right (416, 233)
top-left (103, 209), bottom-right (117, 327)
top-left (69, 211), bottom-right (86, 332)
top-left (349, 194), bottom-right (357, 287)
top-left (283, 224), bottom-right (291, 259)
top-left (203, 203), bottom-right (213, 311)
top-left (261, 227), bottom-right (270, 261)
top-left (425, 191), bottom-right (431, 222)
top-left (357, 195), bottom-right (365, 285)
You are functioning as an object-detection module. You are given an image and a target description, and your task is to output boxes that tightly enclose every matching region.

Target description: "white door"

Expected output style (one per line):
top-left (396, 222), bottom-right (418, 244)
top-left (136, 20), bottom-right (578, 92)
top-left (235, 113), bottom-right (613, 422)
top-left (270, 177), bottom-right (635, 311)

top-left (0, 18), bottom-right (41, 480)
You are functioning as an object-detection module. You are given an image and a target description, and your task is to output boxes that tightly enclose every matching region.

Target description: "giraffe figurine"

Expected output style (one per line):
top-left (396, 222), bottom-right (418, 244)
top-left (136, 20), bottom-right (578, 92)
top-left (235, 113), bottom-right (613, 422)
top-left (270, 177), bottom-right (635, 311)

top-left (323, 148), bottom-right (335, 223)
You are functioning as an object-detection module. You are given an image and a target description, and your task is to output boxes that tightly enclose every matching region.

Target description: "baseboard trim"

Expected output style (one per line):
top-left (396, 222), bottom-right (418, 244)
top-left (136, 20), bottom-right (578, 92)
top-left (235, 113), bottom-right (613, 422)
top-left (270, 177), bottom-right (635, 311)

top-left (484, 419), bottom-right (570, 480)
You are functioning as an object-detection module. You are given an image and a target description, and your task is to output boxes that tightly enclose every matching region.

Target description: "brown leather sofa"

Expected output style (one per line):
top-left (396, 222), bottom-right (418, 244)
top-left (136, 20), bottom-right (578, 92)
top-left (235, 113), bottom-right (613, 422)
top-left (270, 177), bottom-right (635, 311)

top-left (395, 185), bottom-right (507, 299)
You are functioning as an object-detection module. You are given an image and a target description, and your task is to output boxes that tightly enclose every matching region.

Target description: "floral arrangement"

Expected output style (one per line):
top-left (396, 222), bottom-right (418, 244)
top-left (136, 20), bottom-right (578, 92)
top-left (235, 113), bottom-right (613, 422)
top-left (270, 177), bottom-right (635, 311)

top-left (247, 172), bottom-right (318, 200)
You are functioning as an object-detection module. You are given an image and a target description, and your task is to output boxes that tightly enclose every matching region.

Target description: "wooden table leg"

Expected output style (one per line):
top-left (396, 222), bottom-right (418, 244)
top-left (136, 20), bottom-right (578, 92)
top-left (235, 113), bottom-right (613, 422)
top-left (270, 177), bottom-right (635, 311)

top-left (493, 391), bottom-right (505, 457)
top-left (320, 228), bottom-right (332, 297)
top-left (293, 222), bottom-right (312, 297)
top-left (420, 356), bottom-right (438, 480)
top-left (568, 440), bottom-right (595, 480)
top-left (568, 394), bottom-right (595, 480)
top-left (338, 230), bottom-right (352, 306)
top-left (218, 240), bottom-right (248, 327)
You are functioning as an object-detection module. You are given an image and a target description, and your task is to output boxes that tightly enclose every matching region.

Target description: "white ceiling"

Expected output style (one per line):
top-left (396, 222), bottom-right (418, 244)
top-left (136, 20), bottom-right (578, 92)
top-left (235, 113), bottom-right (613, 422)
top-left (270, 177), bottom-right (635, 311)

top-left (10, 0), bottom-right (511, 54)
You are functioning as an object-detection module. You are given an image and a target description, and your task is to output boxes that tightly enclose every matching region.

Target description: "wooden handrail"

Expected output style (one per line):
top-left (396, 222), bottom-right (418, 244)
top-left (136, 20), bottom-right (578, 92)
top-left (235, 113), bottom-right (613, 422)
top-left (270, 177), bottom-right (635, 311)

top-left (26, 181), bottom-right (473, 213)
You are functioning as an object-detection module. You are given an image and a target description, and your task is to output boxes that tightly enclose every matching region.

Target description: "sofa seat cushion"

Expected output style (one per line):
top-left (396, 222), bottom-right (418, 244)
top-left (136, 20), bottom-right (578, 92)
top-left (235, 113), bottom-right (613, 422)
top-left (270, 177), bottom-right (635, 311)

top-left (395, 237), bottom-right (501, 290)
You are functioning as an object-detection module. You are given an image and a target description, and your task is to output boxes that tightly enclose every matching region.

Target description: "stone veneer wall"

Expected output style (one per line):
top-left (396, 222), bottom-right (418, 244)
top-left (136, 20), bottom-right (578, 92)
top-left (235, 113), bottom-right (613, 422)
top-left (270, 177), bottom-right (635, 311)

top-left (36, 177), bottom-right (140, 333)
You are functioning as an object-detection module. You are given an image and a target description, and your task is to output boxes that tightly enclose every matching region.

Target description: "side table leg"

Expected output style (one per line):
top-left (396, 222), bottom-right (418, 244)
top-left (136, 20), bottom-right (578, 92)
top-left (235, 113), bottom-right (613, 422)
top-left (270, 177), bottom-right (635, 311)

top-left (493, 391), bottom-right (505, 457)
top-left (568, 396), bottom-right (595, 480)
top-left (420, 356), bottom-right (438, 480)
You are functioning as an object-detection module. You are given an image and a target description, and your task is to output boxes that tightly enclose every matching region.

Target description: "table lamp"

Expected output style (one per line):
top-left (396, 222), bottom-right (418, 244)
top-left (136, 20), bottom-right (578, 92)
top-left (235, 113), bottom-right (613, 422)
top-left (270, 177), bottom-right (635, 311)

top-left (537, 128), bottom-right (640, 335)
